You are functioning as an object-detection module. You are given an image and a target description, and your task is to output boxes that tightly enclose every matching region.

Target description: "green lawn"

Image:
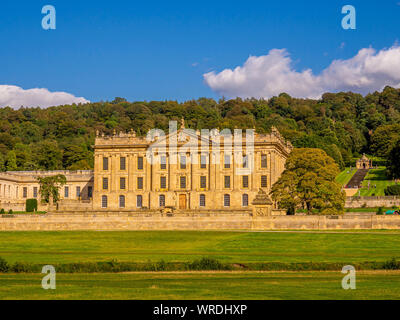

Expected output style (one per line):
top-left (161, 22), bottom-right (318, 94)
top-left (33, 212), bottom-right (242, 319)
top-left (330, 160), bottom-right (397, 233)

top-left (0, 271), bottom-right (399, 300)
top-left (336, 167), bottom-right (357, 186)
top-left (1, 231), bottom-right (400, 265)
top-left (359, 167), bottom-right (398, 196)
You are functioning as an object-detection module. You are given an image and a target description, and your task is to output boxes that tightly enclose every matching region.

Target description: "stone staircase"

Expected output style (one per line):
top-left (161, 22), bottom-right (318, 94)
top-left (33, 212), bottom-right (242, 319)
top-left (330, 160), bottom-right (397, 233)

top-left (346, 169), bottom-right (369, 188)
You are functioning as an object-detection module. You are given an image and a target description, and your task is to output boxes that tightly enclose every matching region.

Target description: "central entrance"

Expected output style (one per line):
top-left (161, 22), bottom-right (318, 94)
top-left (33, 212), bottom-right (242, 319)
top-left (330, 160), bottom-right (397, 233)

top-left (179, 194), bottom-right (187, 210)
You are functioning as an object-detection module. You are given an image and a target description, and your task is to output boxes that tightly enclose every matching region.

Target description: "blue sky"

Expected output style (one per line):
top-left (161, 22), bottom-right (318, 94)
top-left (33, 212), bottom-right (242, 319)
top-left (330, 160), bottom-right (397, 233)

top-left (0, 0), bottom-right (400, 106)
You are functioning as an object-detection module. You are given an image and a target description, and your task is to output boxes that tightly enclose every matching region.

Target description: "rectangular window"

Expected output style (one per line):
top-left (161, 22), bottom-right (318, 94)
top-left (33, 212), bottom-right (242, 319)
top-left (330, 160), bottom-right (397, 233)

top-left (200, 176), bottom-right (207, 189)
top-left (76, 186), bottom-right (81, 198)
top-left (137, 177), bottom-right (143, 190)
top-left (120, 177), bottom-right (126, 190)
top-left (160, 156), bottom-right (167, 169)
top-left (120, 157), bottom-right (126, 170)
top-left (101, 196), bottom-right (108, 208)
top-left (64, 186), bottom-right (69, 198)
top-left (261, 175), bottom-right (267, 188)
top-left (200, 155), bottom-right (207, 169)
top-left (159, 195), bottom-right (165, 207)
top-left (199, 194), bottom-right (206, 207)
top-left (88, 186), bottom-right (93, 198)
top-left (242, 194), bottom-right (249, 207)
top-left (23, 187), bottom-right (27, 198)
top-left (224, 176), bottom-right (231, 188)
top-left (137, 195), bottom-right (143, 208)
top-left (243, 155), bottom-right (248, 168)
top-left (242, 176), bottom-right (249, 188)
top-left (103, 177), bottom-right (109, 190)
top-left (180, 155), bottom-right (186, 169)
top-left (261, 154), bottom-right (267, 168)
top-left (180, 176), bottom-right (186, 189)
top-left (103, 157), bottom-right (109, 170)
top-left (119, 195), bottom-right (125, 208)
top-left (160, 176), bottom-right (167, 189)
top-left (33, 187), bottom-right (38, 198)
top-left (224, 194), bottom-right (230, 207)
top-left (224, 155), bottom-right (231, 169)
top-left (138, 157), bottom-right (144, 170)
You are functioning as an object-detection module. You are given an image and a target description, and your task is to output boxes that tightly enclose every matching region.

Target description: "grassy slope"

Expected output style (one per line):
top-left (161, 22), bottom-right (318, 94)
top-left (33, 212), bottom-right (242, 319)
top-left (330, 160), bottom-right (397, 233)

top-left (1, 231), bottom-right (400, 265)
top-left (1, 271), bottom-right (400, 300)
top-left (336, 167), bottom-right (357, 186)
top-left (360, 167), bottom-right (397, 196)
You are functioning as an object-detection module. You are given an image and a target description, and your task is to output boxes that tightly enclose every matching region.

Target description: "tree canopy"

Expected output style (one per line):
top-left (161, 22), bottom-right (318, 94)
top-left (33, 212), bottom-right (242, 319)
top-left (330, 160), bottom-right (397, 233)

top-left (271, 148), bottom-right (346, 215)
top-left (36, 175), bottom-right (67, 204)
top-left (0, 86), bottom-right (399, 172)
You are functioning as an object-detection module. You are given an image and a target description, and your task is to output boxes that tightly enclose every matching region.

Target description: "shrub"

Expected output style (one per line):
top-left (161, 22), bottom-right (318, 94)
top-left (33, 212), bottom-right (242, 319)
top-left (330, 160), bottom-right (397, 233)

top-left (0, 209), bottom-right (4, 215)
top-left (8, 209), bottom-right (13, 215)
top-left (186, 258), bottom-right (231, 271)
top-left (0, 257), bottom-right (9, 273)
top-left (384, 185), bottom-right (400, 196)
top-left (382, 258), bottom-right (400, 270)
top-left (377, 207), bottom-right (384, 215)
top-left (26, 199), bottom-right (38, 212)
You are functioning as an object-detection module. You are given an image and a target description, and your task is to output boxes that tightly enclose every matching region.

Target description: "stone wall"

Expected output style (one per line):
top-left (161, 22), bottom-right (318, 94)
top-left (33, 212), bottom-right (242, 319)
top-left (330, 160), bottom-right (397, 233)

top-left (0, 213), bottom-right (399, 231)
top-left (345, 196), bottom-right (400, 208)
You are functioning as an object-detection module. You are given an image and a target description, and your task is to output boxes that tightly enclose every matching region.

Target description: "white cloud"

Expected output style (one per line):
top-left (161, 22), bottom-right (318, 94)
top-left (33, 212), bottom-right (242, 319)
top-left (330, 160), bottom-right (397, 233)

top-left (0, 85), bottom-right (90, 108)
top-left (204, 46), bottom-right (400, 99)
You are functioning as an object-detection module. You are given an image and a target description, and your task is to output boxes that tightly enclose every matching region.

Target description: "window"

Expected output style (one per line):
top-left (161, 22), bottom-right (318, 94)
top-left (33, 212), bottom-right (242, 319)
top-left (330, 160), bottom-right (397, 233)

top-left (119, 195), bottom-right (125, 208)
top-left (101, 195), bottom-right (108, 208)
top-left (224, 176), bottom-right (231, 188)
top-left (242, 176), bottom-right (249, 188)
top-left (242, 194), bottom-right (249, 207)
top-left (261, 175), bottom-right (267, 188)
top-left (261, 154), bottom-right (267, 168)
top-left (120, 157), bottom-right (126, 170)
top-left (88, 186), bottom-right (93, 198)
top-left (199, 194), bottom-right (206, 207)
top-left (224, 194), bottom-right (230, 207)
top-left (64, 186), bottom-right (69, 198)
top-left (23, 187), bottom-right (27, 198)
top-left (160, 156), bottom-right (167, 169)
top-left (200, 155), bottom-right (207, 169)
top-left (160, 176), bottom-right (167, 189)
top-left (33, 187), bottom-right (38, 198)
top-left (224, 155), bottom-right (231, 169)
top-left (137, 195), bottom-right (143, 208)
top-left (200, 176), bottom-right (207, 189)
top-left (120, 177), bottom-right (126, 190)
top-left (180, 155), bottom-right (186, 169)
top-left (159, 195), bottom-right (165, 207)
top-left (138, 157), bottom-right (144, 170)
top-left (103, 157), bottom-right (109, 170)
top-left (103, 177), bottom-right (109, 190)
top-left (76, 186), bottom-right (81, 198)
top-left (137, 177), bottom-right (143, 190)
top-left (243, 155), bottom-right (248, 168)
top-left (180, 176), bottom-right (186, 189)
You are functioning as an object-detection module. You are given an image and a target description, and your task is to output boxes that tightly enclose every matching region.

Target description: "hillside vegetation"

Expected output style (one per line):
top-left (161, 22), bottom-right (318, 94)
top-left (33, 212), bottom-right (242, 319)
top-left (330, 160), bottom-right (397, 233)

top-left (1, 86), bottom-right (400, 172)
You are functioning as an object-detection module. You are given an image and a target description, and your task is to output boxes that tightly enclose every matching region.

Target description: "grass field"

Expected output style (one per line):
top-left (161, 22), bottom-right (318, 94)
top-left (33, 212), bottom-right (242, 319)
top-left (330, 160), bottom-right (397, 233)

top-left (1, 231), bottom-right (400, 265)
top-left (0, 271), bottom-right (399, 300)
top-left (1, 231), bottom-right (400, 300)
top-left (336, 167), bottom-right (357, 186)
top-left (359, 167), bottom-right (397, 196)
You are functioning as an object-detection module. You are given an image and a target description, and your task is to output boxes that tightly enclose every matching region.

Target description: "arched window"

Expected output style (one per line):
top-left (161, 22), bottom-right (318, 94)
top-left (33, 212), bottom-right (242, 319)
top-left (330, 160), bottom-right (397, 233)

top-left (242, 194), bottom-right (249, 207)
top-left (159, 195), bottom-right (165, 207)
top-left (101, 195), bottom-right (108, 208)
top-left (119, 195), bottom-right (125, 208)
top-left (224, 194), bottom-right (230, 207)
top-left (199, 194), bottom-right (206, 207)
top-left (137, 195), bottom-right (143, 208)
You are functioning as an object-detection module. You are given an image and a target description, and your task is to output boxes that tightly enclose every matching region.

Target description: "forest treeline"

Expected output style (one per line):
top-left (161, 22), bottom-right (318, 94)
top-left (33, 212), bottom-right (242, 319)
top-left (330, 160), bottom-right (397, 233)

top-left (1, 86), bottom-right (400, 174)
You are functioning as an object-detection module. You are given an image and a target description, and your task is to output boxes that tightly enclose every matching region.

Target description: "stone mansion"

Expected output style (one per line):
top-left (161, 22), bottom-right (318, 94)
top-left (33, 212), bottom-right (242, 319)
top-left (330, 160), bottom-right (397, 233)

top-left (0, 123), bottom-right (292, 213)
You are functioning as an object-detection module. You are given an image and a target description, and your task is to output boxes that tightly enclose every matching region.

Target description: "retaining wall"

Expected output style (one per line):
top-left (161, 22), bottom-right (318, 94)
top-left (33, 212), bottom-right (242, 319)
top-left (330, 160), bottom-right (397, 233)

top-left (0, 213), bottom-right (400, 231)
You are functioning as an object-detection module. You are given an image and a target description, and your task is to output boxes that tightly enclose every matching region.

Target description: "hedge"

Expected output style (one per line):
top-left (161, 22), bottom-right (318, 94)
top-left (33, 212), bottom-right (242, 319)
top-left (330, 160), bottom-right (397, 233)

top-left (26, 199), bottom-right (38, 212)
